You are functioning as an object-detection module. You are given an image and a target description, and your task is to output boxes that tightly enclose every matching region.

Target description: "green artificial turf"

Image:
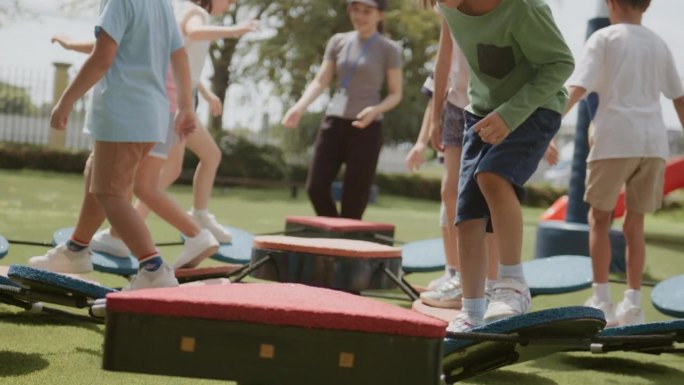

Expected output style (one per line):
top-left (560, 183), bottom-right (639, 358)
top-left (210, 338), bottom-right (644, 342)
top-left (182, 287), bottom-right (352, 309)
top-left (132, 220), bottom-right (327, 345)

top-left (1, 169), bottom-right (683, 385)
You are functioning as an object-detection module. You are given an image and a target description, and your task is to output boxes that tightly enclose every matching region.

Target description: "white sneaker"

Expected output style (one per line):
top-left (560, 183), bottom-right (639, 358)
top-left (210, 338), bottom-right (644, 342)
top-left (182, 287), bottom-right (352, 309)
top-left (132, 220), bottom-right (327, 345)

top-left (190, 210), bottom-right (232, 243)
top-left (584, 295), bottom-right (618, 326)
top-left (484, 278), bottom-right (531, 322)
top-left (174, 228), bottom-right (219, 270)
top-left (446, 312), bottom-right (485, 333)
top-left (420, 277), bottom-right (463, 308)
top-left (427, 270), bottom-right (456, 290)
top-left (91, 229), bottom-right (130, 258)
top-left (127, 263), bottom-right (179, 291)
top-left (28, 243), bottom-right (93, 274)
top-left (615, 299), bottom-right (645, 326)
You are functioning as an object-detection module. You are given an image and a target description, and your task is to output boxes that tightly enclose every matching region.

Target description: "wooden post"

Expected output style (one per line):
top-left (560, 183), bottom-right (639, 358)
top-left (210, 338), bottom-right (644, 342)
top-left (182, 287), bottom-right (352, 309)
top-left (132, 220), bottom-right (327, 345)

top-left (48, 62), bottom-right (72, 150)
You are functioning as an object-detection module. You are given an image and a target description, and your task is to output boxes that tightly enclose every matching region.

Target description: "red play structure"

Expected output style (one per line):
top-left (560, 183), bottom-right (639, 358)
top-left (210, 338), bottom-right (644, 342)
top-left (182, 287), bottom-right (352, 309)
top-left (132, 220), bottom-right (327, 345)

top-left (541, 156), bottom-right (684, 221)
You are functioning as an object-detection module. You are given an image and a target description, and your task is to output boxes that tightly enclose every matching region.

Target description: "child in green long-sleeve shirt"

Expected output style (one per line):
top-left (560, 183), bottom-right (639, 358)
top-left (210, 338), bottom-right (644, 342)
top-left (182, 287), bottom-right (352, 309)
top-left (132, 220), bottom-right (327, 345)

top-left (423, 0), bottom-right (574, 332)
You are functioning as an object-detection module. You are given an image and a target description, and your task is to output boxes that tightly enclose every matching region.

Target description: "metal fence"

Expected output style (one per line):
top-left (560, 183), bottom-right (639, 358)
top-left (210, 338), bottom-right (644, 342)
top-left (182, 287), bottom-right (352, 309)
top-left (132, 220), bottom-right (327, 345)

top-left (0, 65), bottom-right (90, 150)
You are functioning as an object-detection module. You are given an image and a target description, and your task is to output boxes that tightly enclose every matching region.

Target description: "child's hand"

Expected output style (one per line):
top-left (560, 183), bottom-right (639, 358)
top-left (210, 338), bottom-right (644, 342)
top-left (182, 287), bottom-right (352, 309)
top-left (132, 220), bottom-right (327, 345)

top-left (238, 19), bottom-right (260, 36)
top-left (50, 101), bottom-right (72, 130)
top-left (544, 139), bottom-right (559, 166)
top-left (175, 109), bottom-right (197, 141)
top-left (352, 106), bottom-right (379, 129)
top-left (281, 106), bottom-right (304, 129)
top-left (207, 92), bottom-right (222, 117)
top-left (51, 34), bottom-right (71, 50)
top-left (430, 117), bottom-right (444, 152)
top-left (473, 112), bottom-right (510, 145)
top-left (405, 143), bottom-right (426, 172)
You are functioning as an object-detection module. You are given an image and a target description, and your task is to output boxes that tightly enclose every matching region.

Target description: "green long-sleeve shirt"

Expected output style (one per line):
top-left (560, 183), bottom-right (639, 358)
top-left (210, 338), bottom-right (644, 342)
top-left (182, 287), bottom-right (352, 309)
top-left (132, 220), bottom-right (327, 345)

top-left (439, 0), bottom-right (574, 131)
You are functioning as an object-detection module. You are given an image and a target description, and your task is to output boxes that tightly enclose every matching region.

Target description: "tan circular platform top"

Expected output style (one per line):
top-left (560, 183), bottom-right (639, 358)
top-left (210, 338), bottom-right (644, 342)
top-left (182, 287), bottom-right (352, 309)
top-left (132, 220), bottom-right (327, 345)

top-left (286, 215), bottom-right (395, 232)
top-left (253, 235), bottom-right (402, 258)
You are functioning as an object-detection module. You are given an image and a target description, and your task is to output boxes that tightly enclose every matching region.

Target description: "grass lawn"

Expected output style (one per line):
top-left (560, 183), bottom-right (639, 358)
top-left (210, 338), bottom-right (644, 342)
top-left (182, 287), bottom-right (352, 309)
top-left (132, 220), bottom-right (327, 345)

top-left (1, 169), bottom-right (683, 385)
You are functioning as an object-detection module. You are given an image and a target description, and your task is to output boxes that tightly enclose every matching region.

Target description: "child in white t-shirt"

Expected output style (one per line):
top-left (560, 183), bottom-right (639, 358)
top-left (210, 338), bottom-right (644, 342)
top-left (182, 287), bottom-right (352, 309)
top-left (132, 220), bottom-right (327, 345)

top-left (565, 0), bottom-right (684, 326)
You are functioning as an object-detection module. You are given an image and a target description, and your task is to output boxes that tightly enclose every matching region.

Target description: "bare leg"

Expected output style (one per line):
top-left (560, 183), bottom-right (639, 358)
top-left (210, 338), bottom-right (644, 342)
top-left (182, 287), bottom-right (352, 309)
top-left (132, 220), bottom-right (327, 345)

top-left (457, 219), bottom-right (488, 299)
top-left (132, 156), bottom-right (201, 237)
top-left (185, 124), bottom-right (221, 211)
top-left (72, 157), bottom-right (108, 243)
top-left (622, 210), bottom-right (645, 290)
top-left (589, 207), bottom-right (613, 284)
top-left (134, 141), bottom-right (186, 221)
top-left (94, 194), bottom-right (156, 260)
top-left (485, 233), bottom-right (499, 280)
top-left (476, 172), bottom-right (522, 266)
top-left (442, 146), bottom-right (462, 271)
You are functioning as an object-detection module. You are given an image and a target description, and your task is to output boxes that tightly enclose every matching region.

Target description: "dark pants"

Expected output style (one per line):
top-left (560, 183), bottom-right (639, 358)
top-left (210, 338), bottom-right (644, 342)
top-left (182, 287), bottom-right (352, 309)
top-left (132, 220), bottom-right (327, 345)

top-left (306, 116), bottom-right (383, 219)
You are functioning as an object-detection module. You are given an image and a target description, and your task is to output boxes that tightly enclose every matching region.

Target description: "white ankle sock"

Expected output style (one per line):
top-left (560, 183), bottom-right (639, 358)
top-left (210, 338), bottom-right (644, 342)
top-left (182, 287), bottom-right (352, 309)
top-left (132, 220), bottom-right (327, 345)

top-left (462, 298), bottom-right (487, 321)
top-left (498, 263), bottom-right (525, 282)
top-left (624, 289), bottom-right (641, 306)
top-left (593, 283), bottom-right (611, 303)
top-left (192, 208), bottom-right (209, 216)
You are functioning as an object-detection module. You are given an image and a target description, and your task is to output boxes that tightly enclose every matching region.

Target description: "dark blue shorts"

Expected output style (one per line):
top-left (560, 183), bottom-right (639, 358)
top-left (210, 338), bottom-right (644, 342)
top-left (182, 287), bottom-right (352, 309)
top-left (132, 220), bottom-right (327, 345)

top-left (456, 108), bottom-right (561, 232)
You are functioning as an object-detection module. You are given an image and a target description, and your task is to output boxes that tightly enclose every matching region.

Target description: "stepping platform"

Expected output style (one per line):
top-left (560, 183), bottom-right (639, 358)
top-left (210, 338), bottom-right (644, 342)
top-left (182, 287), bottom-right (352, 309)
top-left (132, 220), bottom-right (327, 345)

top-left (53, 228), bottom-right (138, 276)
top-left (442, 307), bottom-right (605, 383)
top-left (652, 275), bottom-right (684, 318)
top-left (592, 319), bottom-right (684, 354)
top-left (524, 255), bottom-right (593, 296)
top-left (0, 235), bottom-right (8, 259)
top-left (285, 216), bottom-right (395, 245)
top-left (103, 283), bottom-right (446, 385)
top-left (401, 238), bottom-right (445, 274)
top-left (175, 264), bottom-right (243, 284)
top-left (249, 236), bottom-right (403, 292)
top-left (206, 226), bottom-right (254, 265)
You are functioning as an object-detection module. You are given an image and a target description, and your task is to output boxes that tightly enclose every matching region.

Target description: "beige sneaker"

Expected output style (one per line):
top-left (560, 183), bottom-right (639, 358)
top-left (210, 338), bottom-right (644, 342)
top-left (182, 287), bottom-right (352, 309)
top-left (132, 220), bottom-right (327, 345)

top-left (128, 263), bottom-right (179, 291)
top-left (174, 229), bottom-right (219, 270)
top-left (28, 243), bottom-right (93, 274)
top-left (585, 295), bottom-right (618, 326)
top-left (190, 210), bottom-right (232, 243)
top-left (484, 278), bottom-right (531, 322)
top-left (91, 229), bottom-right (130, 258)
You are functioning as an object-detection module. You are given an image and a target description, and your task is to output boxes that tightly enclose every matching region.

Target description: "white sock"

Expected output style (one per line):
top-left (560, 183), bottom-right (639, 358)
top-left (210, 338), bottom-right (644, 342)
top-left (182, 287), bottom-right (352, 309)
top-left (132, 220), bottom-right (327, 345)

top-left (624, 289), bottom-right (641, 307)
top-left (192, 208), bottom-right (209, 216)
top-left (593, 283), bottom-right (611, 303)
top-left (498, 263), bottom-right (525, 283)
top-left (462, 298), bottom-right (487, 321)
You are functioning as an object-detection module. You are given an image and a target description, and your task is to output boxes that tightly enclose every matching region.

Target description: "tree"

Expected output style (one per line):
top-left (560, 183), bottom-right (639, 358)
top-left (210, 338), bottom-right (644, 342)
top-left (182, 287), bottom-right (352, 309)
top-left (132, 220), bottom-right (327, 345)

top-left (0, 81), bottom-right (39, 115)
top-left (0, 1), bottom-right (22, 27)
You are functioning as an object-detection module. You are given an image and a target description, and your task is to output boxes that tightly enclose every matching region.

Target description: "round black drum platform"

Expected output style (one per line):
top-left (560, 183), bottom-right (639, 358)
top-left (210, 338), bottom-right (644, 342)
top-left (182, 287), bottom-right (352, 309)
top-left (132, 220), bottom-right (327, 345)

top-left (250, 236), bottom-right (403, 292)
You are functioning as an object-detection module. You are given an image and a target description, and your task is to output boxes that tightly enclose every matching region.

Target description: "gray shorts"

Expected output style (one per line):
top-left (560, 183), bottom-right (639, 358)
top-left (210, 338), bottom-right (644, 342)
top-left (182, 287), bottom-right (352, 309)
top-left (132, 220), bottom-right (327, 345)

top-left (148, 113), bottom-right (177, 159)
top-left (441, 102), bottom-right (465, 147)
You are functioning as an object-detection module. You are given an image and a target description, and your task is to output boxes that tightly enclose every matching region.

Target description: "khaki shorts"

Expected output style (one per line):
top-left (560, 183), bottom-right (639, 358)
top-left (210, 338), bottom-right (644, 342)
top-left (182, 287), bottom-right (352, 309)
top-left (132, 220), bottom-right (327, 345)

top-left (87, 141), bottom-right (155, 197)
top-left (585, 157), bottom-right (665, 213)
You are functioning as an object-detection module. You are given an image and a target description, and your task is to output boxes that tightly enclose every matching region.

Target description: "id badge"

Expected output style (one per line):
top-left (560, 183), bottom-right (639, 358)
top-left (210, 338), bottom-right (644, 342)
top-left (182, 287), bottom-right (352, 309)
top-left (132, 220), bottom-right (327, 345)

top-left (326, 90), bottom-right (348, 117)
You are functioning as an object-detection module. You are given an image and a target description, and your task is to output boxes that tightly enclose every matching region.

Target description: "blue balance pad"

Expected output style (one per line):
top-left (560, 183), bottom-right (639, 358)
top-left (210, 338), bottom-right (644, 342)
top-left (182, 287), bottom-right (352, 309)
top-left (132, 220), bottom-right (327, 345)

top-left (205, 226), bottom-right (254, 265)
top-left (0, 235), bottom-right (8, 259)
top-left (600, 319), bottom-right (684, 337)
top-left (53, 228), bottom-right (138, 276)
top-left (652, 275), bottom-right (684, 318)
top-left (442, 306), bottom-right (605, 383)
top-left (401, 238), bottom-right (445, 273)
top-left (524, 255), bottom-right (593, 296)
top-left (8, 264), bottom-right (115, 300)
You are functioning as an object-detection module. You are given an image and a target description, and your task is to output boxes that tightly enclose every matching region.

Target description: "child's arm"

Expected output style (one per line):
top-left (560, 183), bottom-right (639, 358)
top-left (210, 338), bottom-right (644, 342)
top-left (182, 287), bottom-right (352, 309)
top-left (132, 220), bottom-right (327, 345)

top-left (430, 18), bottom-right (452, 152)
top-left (183, 10), bottom-right (258, 41)
top-left (198, 83), bottom-right (223, 117)
top-left (674, 96), bottom-right (684, 132)
top-left (406, 98), bottom-right (433, 172)
top-left (171, 47), bottom-right (197, 140)
top-left (563, 86), bottom-right (587, 116)
top-left (50, 31), bottom-right (118, 129)
top-left (352, 67), bottom-right (402, 129)
top-left (281, 59), bottom-right (336, 129)
top-left (51, 34), bottom-right (95, 54)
